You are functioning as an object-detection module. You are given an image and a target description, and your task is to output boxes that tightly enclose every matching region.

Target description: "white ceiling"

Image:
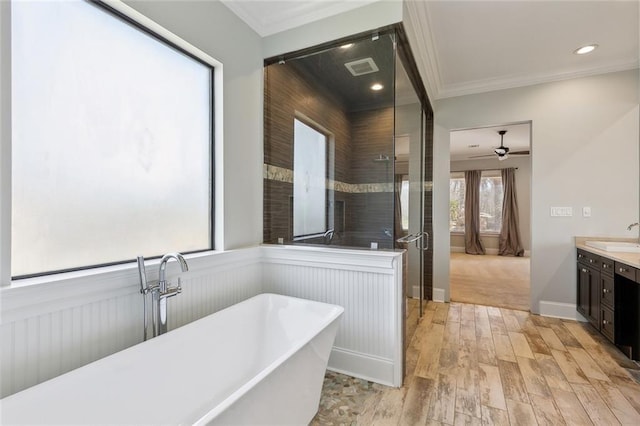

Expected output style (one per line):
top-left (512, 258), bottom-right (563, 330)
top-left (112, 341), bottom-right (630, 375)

top-left (407, 0), bottom-right (639, 99)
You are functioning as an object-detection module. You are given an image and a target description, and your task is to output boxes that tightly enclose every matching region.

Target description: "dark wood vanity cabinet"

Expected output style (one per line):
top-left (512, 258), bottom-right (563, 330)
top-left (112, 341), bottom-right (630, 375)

top-left (615, 261), bottom-right (640, 360)
top-left (577, 247), bottom-right (640, 360)
top-left (576, 249), bottom-right (600, 329)
top-left (599, 257), bottom-right (615, 342)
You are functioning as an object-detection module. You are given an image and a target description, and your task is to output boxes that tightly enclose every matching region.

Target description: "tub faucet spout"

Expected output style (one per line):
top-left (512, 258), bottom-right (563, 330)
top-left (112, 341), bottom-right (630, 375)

top-left (154, 252), bottom-right (189, 336)
top-left (159, 252), bottom-right (189, 293)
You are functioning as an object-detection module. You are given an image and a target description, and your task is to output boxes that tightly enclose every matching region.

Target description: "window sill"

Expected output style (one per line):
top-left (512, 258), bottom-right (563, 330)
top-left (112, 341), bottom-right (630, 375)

top-left (450, 231), bottom-right (501, 237)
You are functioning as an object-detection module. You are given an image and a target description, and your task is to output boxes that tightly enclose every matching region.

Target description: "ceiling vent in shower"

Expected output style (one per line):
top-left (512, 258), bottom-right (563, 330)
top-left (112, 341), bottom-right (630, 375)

top-left (344, 58), bottom-right (379, 76)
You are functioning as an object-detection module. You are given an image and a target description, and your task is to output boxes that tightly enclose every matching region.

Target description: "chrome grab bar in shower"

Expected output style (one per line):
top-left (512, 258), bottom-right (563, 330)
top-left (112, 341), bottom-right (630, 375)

top-left (396, 232), bottom-right (429, 251)
top-left (396, 232), bottom-right (422, 244)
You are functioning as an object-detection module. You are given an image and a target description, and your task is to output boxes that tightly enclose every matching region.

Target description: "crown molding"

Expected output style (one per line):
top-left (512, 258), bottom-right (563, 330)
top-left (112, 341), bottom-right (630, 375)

top-left (221, 0), bottom-right (379, 37)
top-left (436, 60), bottom-right (640, 100)
top-left (402, 0), bottom-right (442, 103)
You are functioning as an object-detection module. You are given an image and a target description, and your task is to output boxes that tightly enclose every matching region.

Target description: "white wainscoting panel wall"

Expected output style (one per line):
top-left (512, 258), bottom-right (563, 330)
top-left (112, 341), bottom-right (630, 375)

top-left (1, 244), bottom-right (405, 398)
top-left (261, 245), bottom-right (404, 387)
top-left (0, 248), bottom-right (262, 398)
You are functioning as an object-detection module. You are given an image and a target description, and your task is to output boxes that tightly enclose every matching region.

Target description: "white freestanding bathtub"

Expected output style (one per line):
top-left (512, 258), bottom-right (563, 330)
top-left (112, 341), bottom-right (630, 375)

top-left (1, 293), bottom-right (344, 425)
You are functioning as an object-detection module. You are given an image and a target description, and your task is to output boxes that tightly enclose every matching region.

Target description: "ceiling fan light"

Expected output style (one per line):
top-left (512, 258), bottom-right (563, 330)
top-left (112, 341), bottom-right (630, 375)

top-left (494, 147), bottom-right (506, 155)
top-left (498, 153), bottom-right (509, 161)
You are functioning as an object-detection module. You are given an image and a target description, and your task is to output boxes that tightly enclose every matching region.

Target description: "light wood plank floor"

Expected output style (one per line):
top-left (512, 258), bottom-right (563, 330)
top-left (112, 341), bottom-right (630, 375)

top-left (451, 253), bottom-right (530, 311)
top-left (313, 301), bottom-right (640, 425)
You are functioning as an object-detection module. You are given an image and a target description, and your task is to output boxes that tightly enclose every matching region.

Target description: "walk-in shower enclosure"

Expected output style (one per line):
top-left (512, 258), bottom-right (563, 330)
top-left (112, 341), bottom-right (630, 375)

top-left (263, 27), bottom-right (433, 300)
top-left (264, 32), bottom-right (395, 249)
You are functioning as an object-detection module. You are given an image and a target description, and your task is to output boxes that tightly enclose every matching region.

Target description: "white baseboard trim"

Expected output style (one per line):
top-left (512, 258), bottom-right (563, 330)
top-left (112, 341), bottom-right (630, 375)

top-left (411, 285), bottom-right (420, 298)
top-left (433, 288), bottom-right (446, 302)
top-left (539, 301), bottom-right (585, 321)
top-left (451, 246), bottom-right (531, 257)
top-left (450, 246), bottom-right (499, 255)
top-left (328, 347), bottom-right (397, 387)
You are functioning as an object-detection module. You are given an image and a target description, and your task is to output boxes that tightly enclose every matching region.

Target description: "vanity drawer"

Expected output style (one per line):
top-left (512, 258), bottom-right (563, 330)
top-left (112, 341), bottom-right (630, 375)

top-left (615, 262), bottom-right (637, 281)
top-left (577, 249), bottom-right (599, 267)
top-left (601, 258), bottom-right (614, 276)
top-left (601, 306), bottom-right (615, 343)
top-left (601, 274), bottom-right (614, 308)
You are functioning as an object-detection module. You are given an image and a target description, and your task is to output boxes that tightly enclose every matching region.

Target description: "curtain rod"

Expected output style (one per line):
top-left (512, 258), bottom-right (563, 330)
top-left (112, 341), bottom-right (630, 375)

top-left (451, 167), bottom-right (518, 173)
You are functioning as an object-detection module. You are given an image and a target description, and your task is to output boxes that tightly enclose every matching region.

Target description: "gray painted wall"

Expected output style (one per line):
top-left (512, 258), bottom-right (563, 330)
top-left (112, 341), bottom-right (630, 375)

top-left (433, 69), bottom-right (639, 314)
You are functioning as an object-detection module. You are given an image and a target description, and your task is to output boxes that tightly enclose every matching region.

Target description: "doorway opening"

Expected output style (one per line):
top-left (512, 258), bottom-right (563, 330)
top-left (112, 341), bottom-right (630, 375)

top-left (448, 122), bottom-right (531, 311)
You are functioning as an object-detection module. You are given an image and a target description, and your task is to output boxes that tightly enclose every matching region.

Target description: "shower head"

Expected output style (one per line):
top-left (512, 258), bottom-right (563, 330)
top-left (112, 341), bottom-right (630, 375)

top-left (373, 154), bottom-right (390, 163)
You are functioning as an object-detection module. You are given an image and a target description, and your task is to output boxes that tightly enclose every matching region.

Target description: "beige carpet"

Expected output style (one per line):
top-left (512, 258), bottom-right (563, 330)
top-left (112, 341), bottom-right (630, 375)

top-left (450, 252), bottom-right (530, 311)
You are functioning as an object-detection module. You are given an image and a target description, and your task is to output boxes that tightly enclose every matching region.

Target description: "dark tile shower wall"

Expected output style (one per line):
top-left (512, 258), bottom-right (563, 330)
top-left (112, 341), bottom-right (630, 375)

top-left (264, 63), bottom-right (352, 243)
top-left (349, 107), bottom-right (394, 184)
top-left (348, 107), bottom-right (394, 248)
top-left (264, 63), bottom-right (395, 248)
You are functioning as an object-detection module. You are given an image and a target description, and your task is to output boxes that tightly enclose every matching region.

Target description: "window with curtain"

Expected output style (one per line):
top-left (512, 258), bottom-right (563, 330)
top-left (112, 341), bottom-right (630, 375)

top-left (11, 0), bottom-right (214, 277)
top-left (449, 171), bottom-right (504, 233)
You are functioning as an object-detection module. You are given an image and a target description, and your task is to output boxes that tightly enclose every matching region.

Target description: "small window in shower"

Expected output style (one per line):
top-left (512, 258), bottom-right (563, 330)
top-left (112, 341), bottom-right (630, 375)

top-left (293, 118), bottom-right (327, 238)
top-left (401, 178), bottom-right (409, 230)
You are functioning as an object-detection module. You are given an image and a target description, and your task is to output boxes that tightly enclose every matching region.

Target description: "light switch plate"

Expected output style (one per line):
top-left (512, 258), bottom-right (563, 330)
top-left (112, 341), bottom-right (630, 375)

top-left (550, 206), bottom-right (573, 217)
top-left (582, 207), bottom-right (591, 217)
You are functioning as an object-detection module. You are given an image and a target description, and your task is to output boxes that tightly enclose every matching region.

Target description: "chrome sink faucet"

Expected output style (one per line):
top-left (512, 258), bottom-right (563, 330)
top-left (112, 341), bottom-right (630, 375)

top-left (628, 222), bottom-right (640, 243)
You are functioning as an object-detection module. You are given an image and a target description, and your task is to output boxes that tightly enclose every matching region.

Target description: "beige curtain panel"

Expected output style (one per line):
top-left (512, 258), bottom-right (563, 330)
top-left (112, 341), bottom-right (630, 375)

top-left (499, 167), bottom-right (525, 256)
top-left (464, 170), bottom-right (486, 255)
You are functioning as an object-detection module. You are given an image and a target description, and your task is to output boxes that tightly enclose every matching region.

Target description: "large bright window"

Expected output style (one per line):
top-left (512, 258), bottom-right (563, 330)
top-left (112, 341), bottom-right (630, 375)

top-left (11, 0), bottom-right (213, 277)
top-left (293, 119), bottom-right (327, 238)
top-left (449, 172), bottom-right (503, 233)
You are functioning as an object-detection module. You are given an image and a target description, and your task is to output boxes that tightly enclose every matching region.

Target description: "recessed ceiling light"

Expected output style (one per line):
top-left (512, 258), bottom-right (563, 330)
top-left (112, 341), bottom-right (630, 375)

top-left (371, 83), bottom-right (383, 91)
top-left (574, 44), bottom-right (598, 55)
top-left (340, 43), bottom-right (354, 49)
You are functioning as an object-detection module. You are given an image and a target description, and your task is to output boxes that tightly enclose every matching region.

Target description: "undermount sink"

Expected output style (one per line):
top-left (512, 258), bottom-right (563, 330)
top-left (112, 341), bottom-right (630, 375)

top-left (585, 240), bottom-right (640, 253)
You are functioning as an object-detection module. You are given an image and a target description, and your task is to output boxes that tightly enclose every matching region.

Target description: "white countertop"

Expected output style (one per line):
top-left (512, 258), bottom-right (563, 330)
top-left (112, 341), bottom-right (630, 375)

top-left (575, 237), bottom-right (640, 269)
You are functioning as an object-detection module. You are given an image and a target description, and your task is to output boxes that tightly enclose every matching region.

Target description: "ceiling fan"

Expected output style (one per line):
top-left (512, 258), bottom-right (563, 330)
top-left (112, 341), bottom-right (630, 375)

top-left (470, 130), bottom-right (530, 161)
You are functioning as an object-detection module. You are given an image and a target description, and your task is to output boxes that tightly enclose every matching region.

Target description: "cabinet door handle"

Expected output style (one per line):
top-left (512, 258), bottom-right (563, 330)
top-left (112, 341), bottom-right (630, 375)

top-left (578, 254), bottom-right (584, 259)
top-left (603, 264), bottom-right (608, 269)
top-left (619, 267), bottom-right (628, 273)
top-left (602, 319), bottom-right (610, 325)
top-left (582, 268), bottom-right (588, 273)
top-left (589, 259), bottom-right (594, 264)
top-left (603, 288), bottom-right (608, 294)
